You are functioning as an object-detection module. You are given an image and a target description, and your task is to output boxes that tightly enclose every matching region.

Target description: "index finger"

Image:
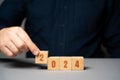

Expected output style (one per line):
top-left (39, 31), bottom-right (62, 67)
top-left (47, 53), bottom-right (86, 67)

top-left (16, 28), bottom-right (40, 55)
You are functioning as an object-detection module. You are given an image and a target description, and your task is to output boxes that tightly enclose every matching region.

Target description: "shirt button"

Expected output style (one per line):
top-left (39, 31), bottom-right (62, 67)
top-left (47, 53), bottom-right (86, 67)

top-left (59, 42), bottom-right (64, 46)
top-left (64, 6), bottom-right (67, 9)
top-left (60, 24), bottom-right (65, 28)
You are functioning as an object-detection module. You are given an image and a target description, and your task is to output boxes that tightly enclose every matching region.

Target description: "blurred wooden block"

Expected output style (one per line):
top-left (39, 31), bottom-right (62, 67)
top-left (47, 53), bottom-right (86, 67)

top-left (71, 57), bottom-right (84, 70)
top-left (60, 57), bottom-right (71, 70)
top-left (35, 51), bottom-right (48, 64)
top-left (48, 57), bottom-right (60, 70)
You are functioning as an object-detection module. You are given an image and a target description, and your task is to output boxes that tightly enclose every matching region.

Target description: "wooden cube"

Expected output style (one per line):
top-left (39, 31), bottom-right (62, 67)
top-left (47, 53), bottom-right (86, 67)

top-left (60, 57), bottom-right (71, 70)
top-left (47, 57), bottom-right (60, 70)
top-left (35, 51), bottom-right (48, 64)
top-left (71, 57), bottom-right (84, 70)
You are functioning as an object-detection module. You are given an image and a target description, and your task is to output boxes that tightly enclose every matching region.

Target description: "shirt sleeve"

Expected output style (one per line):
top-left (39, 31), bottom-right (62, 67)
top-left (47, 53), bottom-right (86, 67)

top-left (102, 0), bottom-right (120, 58)
top-left (0, 0), bottom-right (27, 29)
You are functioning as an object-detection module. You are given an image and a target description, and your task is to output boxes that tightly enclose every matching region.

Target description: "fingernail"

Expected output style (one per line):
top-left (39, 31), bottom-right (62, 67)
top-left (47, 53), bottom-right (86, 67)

top-left (33, 50), bottom-right (39, 56)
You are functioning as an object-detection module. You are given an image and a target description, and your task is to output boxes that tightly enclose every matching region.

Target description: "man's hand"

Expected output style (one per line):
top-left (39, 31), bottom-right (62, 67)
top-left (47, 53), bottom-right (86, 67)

top-left (0, 27), bottom-right (40, 57)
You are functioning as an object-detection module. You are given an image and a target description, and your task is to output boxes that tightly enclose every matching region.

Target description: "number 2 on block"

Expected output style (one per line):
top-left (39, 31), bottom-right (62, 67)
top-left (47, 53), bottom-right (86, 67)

top-left (40, 54), bottom-right (44, 61)
top-left (64, 61), bottom-right (68, 68)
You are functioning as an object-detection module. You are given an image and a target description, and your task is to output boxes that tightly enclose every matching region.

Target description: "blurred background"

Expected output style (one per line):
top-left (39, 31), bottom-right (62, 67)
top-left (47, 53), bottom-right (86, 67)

top-left (0, 0), bottom-right (109, 58)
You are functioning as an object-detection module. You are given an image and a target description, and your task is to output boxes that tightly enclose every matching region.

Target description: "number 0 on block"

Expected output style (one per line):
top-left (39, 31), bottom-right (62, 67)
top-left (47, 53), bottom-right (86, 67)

top-left (48, 57), bottom-right (60, 70)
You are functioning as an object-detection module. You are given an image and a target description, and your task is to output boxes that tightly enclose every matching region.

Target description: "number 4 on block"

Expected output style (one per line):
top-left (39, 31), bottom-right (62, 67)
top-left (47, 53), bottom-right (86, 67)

top-left (35, 51), bottom-right (48, 64)
top-left (71, 57), bottom-right (84, 70)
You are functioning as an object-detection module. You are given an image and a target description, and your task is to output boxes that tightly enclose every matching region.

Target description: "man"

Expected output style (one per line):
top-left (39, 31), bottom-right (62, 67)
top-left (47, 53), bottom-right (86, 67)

top-left (0, 0), bottom-right (120, 58)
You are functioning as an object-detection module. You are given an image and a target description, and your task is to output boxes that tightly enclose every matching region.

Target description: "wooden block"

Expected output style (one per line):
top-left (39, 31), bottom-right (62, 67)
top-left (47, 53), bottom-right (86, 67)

top-left (71, 57), bottom-right (84, 70)
top-left (60, 57), bottom-right (71, 70)
top-left (47, 57), bottom-right (60, 70)
top-left (35, 51), bottom-right (48, 64)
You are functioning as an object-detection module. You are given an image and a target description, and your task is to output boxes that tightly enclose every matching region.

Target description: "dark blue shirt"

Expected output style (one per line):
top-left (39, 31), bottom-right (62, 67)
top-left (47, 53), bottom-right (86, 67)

top-left (0, 0), bottom-right (120, 58)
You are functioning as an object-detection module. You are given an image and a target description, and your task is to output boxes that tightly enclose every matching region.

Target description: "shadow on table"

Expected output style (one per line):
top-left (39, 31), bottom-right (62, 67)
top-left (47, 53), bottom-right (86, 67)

top-left (0, 59), bottom-right (47, 69)
top-left (0, 59), bottom-right (91, 70)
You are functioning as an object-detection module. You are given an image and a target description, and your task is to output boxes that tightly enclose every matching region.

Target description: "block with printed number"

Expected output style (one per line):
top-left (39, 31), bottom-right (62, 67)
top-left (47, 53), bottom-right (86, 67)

top-left (60, 57), bottom-right (71, 70)
top-left (71, 57), bottom-right (84, 70)
top-left (48, 57), bottom-right (60, 70)
top-left (35, 50), bottom-right (48, 64)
